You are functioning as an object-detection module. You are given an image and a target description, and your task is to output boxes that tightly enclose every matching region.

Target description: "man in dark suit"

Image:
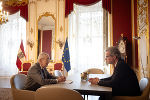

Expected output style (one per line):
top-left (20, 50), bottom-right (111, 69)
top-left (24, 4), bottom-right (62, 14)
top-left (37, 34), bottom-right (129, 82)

top-left (24, 52), bottom-right (66, 91)
top-left (89, 46), bottom-right (141, 97)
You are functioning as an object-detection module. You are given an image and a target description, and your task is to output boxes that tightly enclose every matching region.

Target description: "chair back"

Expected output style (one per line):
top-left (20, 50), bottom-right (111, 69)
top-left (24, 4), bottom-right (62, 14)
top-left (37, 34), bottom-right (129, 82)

top-left (112, 78), bottom-right (150, 100)
top-left (23, 63), bottom-right (31, 71)
top-left (10, 74), bottom-right (35, 100)
top-left (54, 63), bottom-right (62, 70)
top-left (35, 87), bottom-right (84, 100)
top-left (11, 74), bottom-right (27, 89)
top-left (54, 70), bottom-right (63, 76)
top-left (139, 78), bottom-right (150, 100)
top-left (19, 62), bottom-right (31, 75)
top-left (139, 78), bottom-right (149, 92)
top-left (87, 68), bottom-right (104, 74)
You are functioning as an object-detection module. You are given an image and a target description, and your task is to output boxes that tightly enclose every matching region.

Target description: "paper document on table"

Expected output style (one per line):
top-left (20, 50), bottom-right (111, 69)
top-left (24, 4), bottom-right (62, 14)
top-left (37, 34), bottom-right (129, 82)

top-left (89, 74), bottom-right (110, 79)
top-left (60, 80), bottom-right (73, 84)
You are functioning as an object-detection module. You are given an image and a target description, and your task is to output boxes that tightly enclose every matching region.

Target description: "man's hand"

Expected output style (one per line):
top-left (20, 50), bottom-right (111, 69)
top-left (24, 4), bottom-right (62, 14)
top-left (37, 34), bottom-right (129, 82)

top-left (57, 76), bottom-right (66, 82)
top-left (88, 77), bottom-right (100, 85)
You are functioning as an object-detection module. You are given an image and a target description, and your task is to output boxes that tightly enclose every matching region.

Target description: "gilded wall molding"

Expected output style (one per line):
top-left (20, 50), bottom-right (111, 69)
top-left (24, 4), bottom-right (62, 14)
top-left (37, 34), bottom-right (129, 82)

top-left (29, 0), bottom-right (36, 4)
top-left (59, 0), bottom-right (65, 1)
top-left (60, 26), bottom-right (63, 32)
top-left (137, 0), bottom-right (149, 78)
top-left (137, 0), bottom-right (148, 37)
top-left (38, 12), bottom-right (56, 21)
top-left (37, 0), bottom-right (53, 2)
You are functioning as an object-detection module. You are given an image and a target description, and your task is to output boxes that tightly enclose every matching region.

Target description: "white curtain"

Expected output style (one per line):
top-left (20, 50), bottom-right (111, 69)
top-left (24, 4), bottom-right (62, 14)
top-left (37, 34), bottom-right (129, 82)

top-left (0, 11), bottom-right (26, 76)
top-left (68, 1), bottom-right (105, 74)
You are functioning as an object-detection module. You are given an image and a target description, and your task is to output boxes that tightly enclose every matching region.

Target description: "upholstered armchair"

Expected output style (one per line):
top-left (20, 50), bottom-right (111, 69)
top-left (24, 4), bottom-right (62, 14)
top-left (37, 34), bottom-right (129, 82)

top-left (10, 74), bottom-right (35, 100)
top-left (35, 87), bottom-right (84, 100)
top-left (54, 63), bottom-right (63, 76)
top-left (83, 68), bottom-right (104, 99)
top-left (19, 62), bottom-right (31, 75)
top-left (112, 78), bottom-right (150, 100)
top-left (54, 63), bottom-right (63, 70)
top-left (85, 68), bottom-right (104, 74)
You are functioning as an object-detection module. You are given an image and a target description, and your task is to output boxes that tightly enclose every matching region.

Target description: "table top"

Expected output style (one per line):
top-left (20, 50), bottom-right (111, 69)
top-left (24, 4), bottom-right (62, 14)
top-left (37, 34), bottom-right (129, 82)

top-left (43, 73), bottom-right (112, 96)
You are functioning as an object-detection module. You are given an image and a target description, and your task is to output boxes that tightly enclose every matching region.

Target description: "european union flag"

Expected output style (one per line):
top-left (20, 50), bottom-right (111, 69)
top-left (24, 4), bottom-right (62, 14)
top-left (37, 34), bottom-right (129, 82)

top-left (62, 38), bottom-right (71, 72)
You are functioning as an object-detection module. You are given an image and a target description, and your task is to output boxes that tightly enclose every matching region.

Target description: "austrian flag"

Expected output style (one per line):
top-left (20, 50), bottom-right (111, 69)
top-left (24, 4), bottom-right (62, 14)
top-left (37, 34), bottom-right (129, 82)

top-left (16, 40), bottom-right (26, 71)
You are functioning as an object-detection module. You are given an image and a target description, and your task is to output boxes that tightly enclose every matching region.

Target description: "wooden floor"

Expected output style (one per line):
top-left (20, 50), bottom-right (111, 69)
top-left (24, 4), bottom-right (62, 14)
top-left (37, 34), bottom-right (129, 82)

top-left (0, 77), bottom-right (12, 100)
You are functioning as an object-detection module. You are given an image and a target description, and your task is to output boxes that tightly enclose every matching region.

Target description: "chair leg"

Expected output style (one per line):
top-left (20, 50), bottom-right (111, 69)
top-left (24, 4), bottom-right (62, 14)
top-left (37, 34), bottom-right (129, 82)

top-left (87, 95), bottom-right (88, 100)
top-left (83, 95), bottom-right (89, 100)
top-left (82, 95), bottom-right (85, 100)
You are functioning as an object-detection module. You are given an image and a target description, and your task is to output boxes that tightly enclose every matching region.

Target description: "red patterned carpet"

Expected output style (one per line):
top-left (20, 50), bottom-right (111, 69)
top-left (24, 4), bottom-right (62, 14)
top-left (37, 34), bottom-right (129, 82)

top-left (0, 88), bottom-right (12, 100)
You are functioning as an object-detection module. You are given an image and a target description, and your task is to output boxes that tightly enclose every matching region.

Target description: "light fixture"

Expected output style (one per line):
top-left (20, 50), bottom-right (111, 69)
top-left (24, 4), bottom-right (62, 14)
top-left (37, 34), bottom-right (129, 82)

top-left (0, 1), bottom-right (8, 25)
top-left (27, 39), bottom-right (34, 50)
top-left (55, 40), bottom-right (64, 49)
top-left (4, 0), bottom-right (28, 6)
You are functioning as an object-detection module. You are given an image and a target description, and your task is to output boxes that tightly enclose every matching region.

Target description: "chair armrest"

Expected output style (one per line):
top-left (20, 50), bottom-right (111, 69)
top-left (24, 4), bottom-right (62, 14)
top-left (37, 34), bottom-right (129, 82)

top-left (12, 89), bottom-right (35, 100)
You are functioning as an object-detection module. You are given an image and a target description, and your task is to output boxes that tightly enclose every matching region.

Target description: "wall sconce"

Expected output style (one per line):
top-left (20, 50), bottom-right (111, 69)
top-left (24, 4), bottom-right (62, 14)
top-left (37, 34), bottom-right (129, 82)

top-left (27, 39), bottom-right (34, 50)
top-left (55, 40), bottom-right (64, 49)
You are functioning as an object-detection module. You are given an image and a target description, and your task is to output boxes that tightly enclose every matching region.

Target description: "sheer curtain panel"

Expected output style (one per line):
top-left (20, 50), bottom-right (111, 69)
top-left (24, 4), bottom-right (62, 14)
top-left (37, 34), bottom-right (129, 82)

top-left (0, 11), bottom-right (26, 76)
top-left (68, 1), bottom-right (106, 74)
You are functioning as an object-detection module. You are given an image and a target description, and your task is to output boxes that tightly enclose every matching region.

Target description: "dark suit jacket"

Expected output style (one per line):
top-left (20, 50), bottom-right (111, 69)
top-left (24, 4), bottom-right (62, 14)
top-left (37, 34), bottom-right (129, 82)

top-left (98, 59), bottom-right (141, 96)
top-left (24, 62), bottom-right (57, 91)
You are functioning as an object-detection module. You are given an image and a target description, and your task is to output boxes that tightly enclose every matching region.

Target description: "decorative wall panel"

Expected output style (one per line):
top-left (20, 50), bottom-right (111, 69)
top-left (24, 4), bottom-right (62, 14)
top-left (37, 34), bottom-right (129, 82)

top-left (137, 0), bottom-right (149, 78)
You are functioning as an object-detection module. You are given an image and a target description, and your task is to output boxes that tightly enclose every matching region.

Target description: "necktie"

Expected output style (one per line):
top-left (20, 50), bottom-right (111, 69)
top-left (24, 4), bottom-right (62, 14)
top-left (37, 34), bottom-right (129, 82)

top-left (41, 69), bottom-right (46, 79)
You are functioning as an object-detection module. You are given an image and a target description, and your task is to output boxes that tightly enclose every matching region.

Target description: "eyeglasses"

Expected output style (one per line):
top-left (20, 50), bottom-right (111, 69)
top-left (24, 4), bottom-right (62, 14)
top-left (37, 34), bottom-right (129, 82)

top-left (47, 58), bottom-right (50, 62)
top-left (43, 58), bottom-right (50, 62)
top-left (105, 55), bottom-right (112, 58)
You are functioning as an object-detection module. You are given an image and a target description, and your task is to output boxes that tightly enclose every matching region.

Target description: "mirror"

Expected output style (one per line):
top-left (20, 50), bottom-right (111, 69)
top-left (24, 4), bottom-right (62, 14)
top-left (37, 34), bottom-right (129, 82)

top-left (37, 12), bottom-right (56, 60)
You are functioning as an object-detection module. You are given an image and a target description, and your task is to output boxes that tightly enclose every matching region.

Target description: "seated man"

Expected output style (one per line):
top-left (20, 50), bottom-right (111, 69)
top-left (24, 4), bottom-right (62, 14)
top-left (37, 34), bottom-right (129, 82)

top-left (89, 46), bottom-right (141, 97)
top-left (24, 52), bottom-right (66, 91)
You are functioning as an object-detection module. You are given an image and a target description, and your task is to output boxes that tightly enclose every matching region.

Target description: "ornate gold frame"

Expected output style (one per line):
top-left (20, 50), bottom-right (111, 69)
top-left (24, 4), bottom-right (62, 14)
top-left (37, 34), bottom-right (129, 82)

top-left (38, 12), bottom-right (56, 22)
top-left (36, 12), bottom-right (56, 58)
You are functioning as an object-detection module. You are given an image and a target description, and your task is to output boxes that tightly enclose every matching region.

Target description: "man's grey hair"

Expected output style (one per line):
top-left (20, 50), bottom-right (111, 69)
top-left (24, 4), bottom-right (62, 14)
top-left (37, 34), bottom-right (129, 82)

top-left (106, 46), bottom-right (121, 59)
top-left (38, 52), bottom-right (49, 62)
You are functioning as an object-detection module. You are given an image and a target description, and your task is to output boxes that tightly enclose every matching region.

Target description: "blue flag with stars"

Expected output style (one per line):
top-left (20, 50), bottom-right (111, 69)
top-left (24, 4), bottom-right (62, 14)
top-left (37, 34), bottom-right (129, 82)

top-left (62, 38), bottom-right (71, 72)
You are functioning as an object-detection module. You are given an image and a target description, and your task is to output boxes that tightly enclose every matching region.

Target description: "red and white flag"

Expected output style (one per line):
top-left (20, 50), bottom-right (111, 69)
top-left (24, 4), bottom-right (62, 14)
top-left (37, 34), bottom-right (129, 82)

top-left (16, 40), bottom-right (26, 71)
